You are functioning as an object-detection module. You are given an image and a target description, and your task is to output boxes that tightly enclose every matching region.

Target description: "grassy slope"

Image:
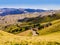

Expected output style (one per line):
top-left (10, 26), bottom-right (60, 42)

top-left (38, 20), bottom-right (60, 35)
top-left (0, 19), bottom-right (60, 45)
top-left (16, 30), bottom-right (31, 36)
top-left (0, 30), bottom-right (60, 45)
top-left (17, 19), bottom-right (60, 36)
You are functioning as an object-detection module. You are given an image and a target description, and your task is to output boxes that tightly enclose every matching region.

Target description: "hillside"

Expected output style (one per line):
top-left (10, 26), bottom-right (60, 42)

top-left (0, 11), bottom-right (60, 45)
top-left (0, 14), bottom-right (59, 34)
top-left (0, 18), bottom-right (60, 45)
top-left (0, 29), bottom-right (60, 45)
top-left (16, 19), bottom-right (60, 36)
top-left (38, 22), bottom-right (60, 35)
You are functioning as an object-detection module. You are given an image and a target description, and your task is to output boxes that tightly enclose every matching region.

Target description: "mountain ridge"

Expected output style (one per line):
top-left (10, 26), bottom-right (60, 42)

top-left (0, 8), bottom-right (48, 16)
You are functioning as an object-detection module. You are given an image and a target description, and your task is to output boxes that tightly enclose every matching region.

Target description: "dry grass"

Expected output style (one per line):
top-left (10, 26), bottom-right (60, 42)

top-left (0, 30), bottom-right (60, 45)
top-left (0, 19), bottom-right (60, 45)
top-left (17, 19), bottom-right (60, 36)
top-left (16, 30), bottom-right (31, 36)
top-left (38, 20), bottom-right (60, 35)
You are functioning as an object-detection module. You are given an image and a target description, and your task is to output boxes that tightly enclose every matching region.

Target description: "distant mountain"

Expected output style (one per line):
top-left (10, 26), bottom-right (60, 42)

top-left (0, 8), bottom-right (47, 16)
top-left (0, 8), bottom-right (24, 16)
top-left (25, 9), bottom-right (46, 12)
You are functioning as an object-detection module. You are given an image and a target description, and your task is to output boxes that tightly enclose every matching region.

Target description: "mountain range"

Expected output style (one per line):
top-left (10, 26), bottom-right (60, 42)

top-left (0, 8), bottom-right (47, 16)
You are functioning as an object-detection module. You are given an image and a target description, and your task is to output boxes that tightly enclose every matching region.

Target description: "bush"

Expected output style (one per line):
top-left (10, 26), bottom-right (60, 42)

top-left (4, 25), bottom-right (21, 34)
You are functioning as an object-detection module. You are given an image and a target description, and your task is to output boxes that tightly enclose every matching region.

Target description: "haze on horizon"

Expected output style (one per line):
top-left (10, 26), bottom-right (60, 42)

top-left (0, 0), bottom-right (60, 10)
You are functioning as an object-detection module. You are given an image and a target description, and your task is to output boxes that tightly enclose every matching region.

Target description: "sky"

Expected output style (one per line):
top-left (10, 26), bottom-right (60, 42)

top-left (0, 0), bottom-right (60, 10)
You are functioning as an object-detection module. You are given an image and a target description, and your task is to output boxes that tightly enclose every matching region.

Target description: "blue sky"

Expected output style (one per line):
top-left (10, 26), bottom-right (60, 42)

top-left (0, 0), bottom-right (60, 10)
